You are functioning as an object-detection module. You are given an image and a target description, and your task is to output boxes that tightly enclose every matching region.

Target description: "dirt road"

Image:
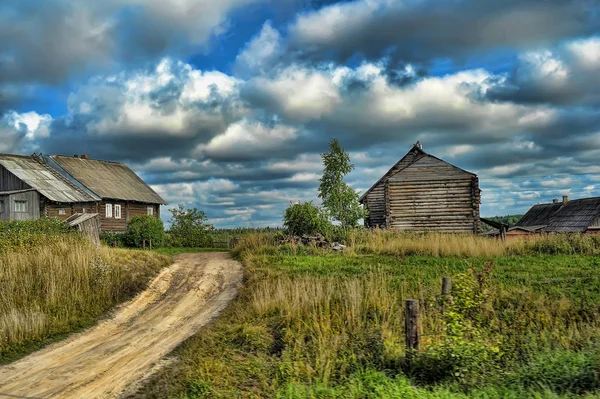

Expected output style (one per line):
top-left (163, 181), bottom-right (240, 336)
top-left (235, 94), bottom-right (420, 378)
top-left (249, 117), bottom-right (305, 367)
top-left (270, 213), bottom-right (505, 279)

top-left (0, 252), bottom-right (243, 399)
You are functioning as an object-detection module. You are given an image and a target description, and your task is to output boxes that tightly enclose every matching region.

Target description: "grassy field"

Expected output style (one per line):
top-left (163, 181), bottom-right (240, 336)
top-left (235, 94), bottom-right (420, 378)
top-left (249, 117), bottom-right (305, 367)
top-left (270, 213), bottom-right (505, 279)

top-left (134, 232), bottom-right (600, 398)
top-left (0, 227), bottom-right (170, 363)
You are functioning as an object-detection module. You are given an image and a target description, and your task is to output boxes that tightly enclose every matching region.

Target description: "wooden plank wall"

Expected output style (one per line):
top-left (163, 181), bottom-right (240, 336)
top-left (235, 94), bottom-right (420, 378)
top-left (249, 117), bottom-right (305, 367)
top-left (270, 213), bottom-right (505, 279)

top-left (8, 191), bottom-right (40, 221)
top-left (385, 156), bottom-right (480, 233)
top-left (0, 194), bottom-right (7, 221)
top-left (363, 149), bottom-right (425, 228)
top-left (100, 201), bottom-right (161, 232)
top-left (0, 165), bottom-right (30, 191)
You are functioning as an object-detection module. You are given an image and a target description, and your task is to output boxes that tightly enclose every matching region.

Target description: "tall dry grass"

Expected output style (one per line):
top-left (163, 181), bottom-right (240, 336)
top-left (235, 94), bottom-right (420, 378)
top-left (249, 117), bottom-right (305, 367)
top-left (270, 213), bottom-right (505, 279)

top-left (0, 235), bottom-right (170, 360)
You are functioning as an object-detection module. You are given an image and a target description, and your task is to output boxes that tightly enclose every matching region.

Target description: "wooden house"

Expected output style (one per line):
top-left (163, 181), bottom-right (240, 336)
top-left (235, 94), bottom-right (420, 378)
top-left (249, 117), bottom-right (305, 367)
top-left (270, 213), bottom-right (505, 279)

top-left (0, 153), bottom-right (167, 233)
top-left (513, 196), bottom-right (600, 235)
top-left (0, 154), bottom-right (100, 222)
top-left (359, 142), bottom-right (481, 233)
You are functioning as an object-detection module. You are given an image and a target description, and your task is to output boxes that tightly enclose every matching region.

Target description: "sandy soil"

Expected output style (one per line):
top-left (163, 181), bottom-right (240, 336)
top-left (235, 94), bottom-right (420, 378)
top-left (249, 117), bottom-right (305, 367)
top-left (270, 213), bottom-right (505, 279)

top-left (0, 252), bottom-right (243, 399)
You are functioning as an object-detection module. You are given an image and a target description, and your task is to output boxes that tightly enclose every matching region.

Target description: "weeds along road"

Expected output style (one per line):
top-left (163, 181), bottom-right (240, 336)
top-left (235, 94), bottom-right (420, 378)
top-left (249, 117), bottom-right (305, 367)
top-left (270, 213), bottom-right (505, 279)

top-left (0, 252), bottom-right (243, 399)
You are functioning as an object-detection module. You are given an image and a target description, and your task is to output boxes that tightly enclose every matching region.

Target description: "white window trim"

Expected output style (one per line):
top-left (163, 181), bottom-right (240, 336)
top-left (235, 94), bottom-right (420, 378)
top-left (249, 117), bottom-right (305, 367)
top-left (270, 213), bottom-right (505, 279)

top-left (115, 204), bottom-right (122, 219)
top-left (82, 207), bottom-right (86, 214)
top-left (106, 203), bottom-right (113, 218)
top-left (15, 201), bottom-right (27, 213)
top-left (59, 208), bottom-right (66, 215)
top-left (147, 206), bottom-right (154, 216)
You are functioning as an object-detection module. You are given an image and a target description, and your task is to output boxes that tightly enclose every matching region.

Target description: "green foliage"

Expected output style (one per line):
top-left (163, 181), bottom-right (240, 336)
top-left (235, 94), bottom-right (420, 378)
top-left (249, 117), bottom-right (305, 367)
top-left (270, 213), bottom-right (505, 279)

top-left (0, 217), bottom-right (72, 252)
top-left (100, 231), bottom-right (125, 247)
top-left (123, 215), bottom-right (165, 248)
top-left (514, 350), bottom-right (600, 394)
top-left (283, 201), bottom-right (330, 236)
top-left (167, 204), bottom-right (214, 247)
top-left (318, 138), bottom-right (367, 227)
top-left (410, 266), bottom-right (503, 387)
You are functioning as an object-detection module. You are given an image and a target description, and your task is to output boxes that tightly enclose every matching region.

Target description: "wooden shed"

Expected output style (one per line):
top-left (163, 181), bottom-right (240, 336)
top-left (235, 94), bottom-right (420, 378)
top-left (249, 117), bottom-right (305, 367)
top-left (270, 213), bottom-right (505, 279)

top-left (359, 142), bottom-right (481, 233)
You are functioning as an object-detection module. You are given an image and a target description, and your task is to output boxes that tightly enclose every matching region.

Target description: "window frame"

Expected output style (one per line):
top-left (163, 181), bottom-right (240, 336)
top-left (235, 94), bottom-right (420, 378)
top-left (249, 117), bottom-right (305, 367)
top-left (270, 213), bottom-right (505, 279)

top-left (59, 208), bottom-right (67, 215)
top-left (0, 200), bottom-right (4, 214)
top-left (147, 206), bottom-right (154, 216)
top-left (14, 200), bottom-right (28, 213)
top-left (105, 203), bottom-right (113, 218)
top-left (114, 204), bottom-right (122, 219)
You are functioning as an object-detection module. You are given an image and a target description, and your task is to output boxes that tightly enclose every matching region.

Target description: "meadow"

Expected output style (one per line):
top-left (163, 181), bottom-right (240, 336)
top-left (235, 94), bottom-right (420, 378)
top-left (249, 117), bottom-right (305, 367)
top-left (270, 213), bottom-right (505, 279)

top-left (0, 219), bottom-right (170, 362)
top-left (135, 231), bottom-right (600, 398)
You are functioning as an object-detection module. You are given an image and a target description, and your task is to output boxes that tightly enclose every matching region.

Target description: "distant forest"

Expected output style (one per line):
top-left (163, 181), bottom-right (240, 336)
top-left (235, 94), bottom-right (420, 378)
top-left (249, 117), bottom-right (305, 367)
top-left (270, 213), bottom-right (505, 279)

top-left (480, 214), bottom-right (523, 231)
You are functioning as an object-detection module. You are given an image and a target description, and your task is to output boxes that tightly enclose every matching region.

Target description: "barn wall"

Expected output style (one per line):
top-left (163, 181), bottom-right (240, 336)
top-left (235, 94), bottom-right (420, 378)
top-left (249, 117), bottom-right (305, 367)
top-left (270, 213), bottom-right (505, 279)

top-left (363, 148), bottom-right (425, 228)
top-left (0, 194), bottom-right (8, 221)
top-left (385, 156), bottom-right (480, 233)
top-left (364, 185), bottom-right (386, 228)
top-left (0, 165), bottom-right (31, 191)
top-left (45, 202), bottom-right (98, 221)
top-left (8, 191), bottom-right (40, 221)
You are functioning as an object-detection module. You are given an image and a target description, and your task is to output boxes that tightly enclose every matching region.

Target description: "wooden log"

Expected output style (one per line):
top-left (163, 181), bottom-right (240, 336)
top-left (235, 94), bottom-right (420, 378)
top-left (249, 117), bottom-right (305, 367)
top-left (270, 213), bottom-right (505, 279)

top-left (405, 299), bottom-right (419, 353)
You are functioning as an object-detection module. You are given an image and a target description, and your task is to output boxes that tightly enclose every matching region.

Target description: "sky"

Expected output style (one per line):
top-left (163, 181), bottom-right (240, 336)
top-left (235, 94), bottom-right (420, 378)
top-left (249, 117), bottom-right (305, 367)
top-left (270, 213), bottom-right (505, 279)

top-left (1, 0), bottom-right (600, 227)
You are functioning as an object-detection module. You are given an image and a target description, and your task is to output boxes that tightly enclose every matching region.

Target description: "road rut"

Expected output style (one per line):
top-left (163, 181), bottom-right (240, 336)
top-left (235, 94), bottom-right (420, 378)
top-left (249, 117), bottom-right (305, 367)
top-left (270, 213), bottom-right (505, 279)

top-left (0, 252), bottom-right (243, 399)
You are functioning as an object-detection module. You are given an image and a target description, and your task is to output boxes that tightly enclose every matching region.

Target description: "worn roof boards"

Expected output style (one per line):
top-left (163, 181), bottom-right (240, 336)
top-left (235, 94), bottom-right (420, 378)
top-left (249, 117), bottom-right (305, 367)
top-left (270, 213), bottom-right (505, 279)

top-left (0, 154), bottom-right (99, 203)
top-left (0, 153), bottom-right (167, 205)
top-left (51, 156), bottom-right (167, 205)
top-left (516, 197), bottom-right (600, 233)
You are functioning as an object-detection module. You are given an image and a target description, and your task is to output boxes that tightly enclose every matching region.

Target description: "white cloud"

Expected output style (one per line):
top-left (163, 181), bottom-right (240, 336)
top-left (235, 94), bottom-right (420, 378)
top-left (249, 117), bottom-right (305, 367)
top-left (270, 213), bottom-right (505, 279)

top-left (235, 21), bottom-right (283, 76)
top-left (196, 120), bottom-right (298, 160)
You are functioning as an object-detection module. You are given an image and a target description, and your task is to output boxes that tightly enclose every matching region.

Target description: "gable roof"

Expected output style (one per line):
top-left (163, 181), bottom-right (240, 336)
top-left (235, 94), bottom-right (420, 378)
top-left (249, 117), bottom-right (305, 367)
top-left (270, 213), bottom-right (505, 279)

top-left (359, 144), bottom-right (476, 202)
top-left (0, 154), bottom-right (100, 203)
top-left (514, 203), bottom-right (563, 228)
top-left (545, 197), bottom-right (600, 233)
top-left (516, 197), bottom-right (600, 233)
top-left (50, 156), bottom-right (167, 205)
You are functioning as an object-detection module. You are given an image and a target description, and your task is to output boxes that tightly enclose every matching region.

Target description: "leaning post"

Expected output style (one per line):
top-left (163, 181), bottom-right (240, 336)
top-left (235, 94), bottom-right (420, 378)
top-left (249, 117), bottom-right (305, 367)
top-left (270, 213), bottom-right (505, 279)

top-left (442, 277), bottom-right (452, 295)
top-left (405, 299), bottom-right (419, 355)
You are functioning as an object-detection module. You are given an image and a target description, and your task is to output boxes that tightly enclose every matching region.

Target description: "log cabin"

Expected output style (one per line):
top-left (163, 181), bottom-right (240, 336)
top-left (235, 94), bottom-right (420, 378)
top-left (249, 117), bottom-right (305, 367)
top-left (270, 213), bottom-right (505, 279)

top-left (0, 153), bottom-right (167, 233)
top-left (359, 142), bottom-right (481, 233)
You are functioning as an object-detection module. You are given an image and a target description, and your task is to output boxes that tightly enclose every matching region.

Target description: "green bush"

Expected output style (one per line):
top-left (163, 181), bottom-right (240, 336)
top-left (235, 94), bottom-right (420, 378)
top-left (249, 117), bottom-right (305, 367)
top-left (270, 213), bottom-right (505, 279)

top-left (123, 215), bottom-right (165, 248)
top-left (283, 202), bottom-right (330, 236)
top-left (0, 218), bottom-right (72, 252)
top-left (167, 204), bottom-right (214, 247)
top-left (100, 231), bottom-right (125, 247)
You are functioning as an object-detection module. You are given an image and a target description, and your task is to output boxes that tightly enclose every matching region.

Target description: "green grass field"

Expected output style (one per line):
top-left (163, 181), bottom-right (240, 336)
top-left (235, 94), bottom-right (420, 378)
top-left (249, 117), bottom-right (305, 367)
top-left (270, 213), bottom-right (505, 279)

top-left (133, 233), bottom-right (600, 398)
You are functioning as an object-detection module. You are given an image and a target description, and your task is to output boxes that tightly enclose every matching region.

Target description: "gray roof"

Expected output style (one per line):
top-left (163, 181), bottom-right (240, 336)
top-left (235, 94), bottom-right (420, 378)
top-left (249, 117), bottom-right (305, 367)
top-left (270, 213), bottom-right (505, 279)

top-left (514, 203), bottom-right (562, 228)
top-left (359, 144), bottom-right (477, 203)
top-left (51, 156), bottom-right (167, 205)
top-left (0, 154), bottom-right (99, 203)
top-left (516, 197), bottom-right (600, 233)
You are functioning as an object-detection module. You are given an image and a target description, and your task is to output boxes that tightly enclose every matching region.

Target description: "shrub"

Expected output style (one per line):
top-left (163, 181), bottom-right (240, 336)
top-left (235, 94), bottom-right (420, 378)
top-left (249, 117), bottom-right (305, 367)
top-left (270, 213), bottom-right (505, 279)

top-left (124, 215), bottom-right (165, 248)
top-left (167, 204), bottom-right (214, 247)
top-left (100, 231), bottom-right (125, 247)
top-left (283, 202), bottom-right (330, 236)
top-left (0, 218), bottom-right (72, 252)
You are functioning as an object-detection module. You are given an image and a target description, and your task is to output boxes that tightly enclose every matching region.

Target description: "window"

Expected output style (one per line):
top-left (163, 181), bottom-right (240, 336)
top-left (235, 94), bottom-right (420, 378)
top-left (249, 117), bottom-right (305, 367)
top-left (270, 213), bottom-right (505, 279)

top-left (0, 200), bottom-right (4, 213)
top-left (147, 206), bottom-right (154, 216)
top-left (115, 204), bottom-right (122, 219)
top-left (82, 207), bottom-right (86, 214)
top-left (106, 203), bottom-right (113, 218)
top-left (15, 201), bottom-right (27, 213)
top-left (59, 208), bottom-right (66, 215)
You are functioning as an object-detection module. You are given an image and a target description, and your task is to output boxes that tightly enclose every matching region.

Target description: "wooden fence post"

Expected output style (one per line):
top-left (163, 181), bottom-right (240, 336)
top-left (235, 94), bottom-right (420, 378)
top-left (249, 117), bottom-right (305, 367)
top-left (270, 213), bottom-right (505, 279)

top-left (143, 239), bottom-right (146, 250)
top-left (149, 239), bottom-right (152, 250)
top-left (442, 277), bottom-right (452, 295)
top-left (113, 240), bottom-right (116, 248)
top-left (405, 299), bottom-right (419, 354)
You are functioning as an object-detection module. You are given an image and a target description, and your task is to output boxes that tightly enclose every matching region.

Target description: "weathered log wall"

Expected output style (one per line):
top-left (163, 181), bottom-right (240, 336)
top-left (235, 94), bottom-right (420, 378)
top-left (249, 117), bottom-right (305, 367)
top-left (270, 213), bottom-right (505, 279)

top-left (385, 156), bottom-right (480, 233)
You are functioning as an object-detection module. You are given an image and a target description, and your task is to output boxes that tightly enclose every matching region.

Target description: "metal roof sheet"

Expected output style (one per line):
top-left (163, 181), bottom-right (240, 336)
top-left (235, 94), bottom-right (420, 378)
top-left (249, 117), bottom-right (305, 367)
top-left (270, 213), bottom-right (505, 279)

top-left (51, 156), bottom-right (167, 205)
top-left (0, 154), bottom-right (99, 203)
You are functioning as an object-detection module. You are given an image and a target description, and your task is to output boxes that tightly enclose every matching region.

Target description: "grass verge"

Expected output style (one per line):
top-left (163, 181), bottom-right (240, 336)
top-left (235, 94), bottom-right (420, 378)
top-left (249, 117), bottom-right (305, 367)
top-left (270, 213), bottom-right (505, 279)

top-left (0, 235), bottom-right (170, 363)
top-left (133, 233), bottom-right (600, 398)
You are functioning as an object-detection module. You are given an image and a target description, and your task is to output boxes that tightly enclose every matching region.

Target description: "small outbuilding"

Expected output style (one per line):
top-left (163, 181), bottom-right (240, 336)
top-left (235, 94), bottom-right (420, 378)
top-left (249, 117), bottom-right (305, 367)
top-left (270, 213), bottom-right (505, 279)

top-left (359, 142), bottom-right (481, 233)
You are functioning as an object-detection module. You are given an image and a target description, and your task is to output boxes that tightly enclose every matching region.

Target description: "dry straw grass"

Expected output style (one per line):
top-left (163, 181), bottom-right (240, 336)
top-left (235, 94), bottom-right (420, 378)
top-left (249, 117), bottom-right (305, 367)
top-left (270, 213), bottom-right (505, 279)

top-left (0, 235), bottom-right (170, 358)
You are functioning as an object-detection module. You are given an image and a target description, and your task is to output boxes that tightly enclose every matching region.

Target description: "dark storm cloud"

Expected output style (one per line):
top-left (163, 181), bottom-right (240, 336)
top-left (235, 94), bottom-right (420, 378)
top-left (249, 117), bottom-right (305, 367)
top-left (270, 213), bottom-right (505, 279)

top-left (288, 0), bottom-right (599, 66)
